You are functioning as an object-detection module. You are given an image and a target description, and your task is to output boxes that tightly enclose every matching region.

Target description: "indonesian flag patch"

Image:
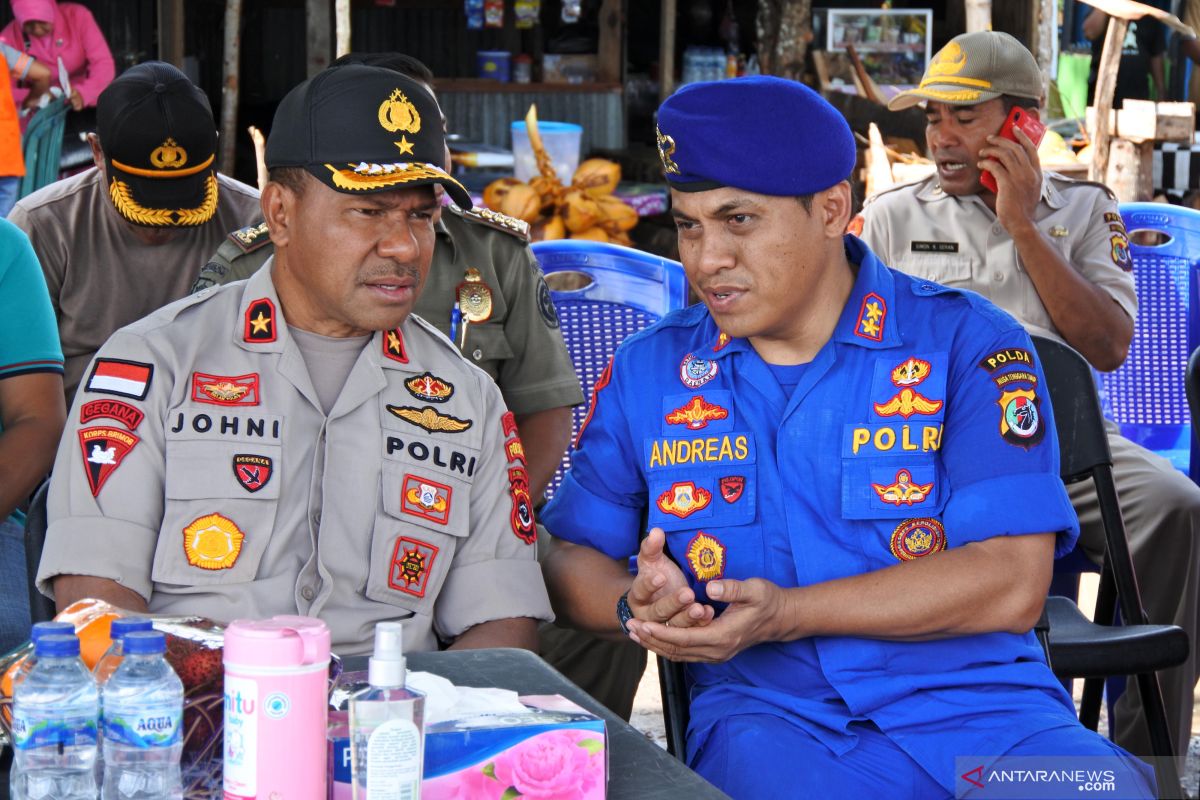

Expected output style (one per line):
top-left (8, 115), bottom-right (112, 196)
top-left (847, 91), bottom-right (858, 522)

top-left (84, 359), bottom-right (153, 400)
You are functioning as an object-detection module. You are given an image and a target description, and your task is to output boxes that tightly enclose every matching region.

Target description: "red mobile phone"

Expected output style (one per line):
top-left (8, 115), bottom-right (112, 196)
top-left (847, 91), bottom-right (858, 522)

top-left (980, 105), bottom-right (1046, 193)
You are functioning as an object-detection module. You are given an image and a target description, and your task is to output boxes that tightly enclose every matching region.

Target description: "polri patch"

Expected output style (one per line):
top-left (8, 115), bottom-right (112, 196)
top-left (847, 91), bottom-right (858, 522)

top-left (183, 513), bottom-right (245, 570)
top-left (401, 474), bottom-right (452, 525)
top-left (657, 481), bottom-right (713, 519)
top-left (890, 518), bottom-right (946, 561)
top-left (388, 536), bottom-right (439, 597)
top-left (665, 395), bottom-right (729, 430)
top-left (79, 426), bottom-right (139, 496)
top-left (191, 372), bottom-right (260, 406)
top-left (855, 293), bottom-right (886, 341)
top-left (85, 359), bottom-right (153, 400)
top-left (871, 469), bottom-right (933, 506)
top-left (679, 354), bottom-right (718, 389)
top-left (382, 328), bottom-right (408, 363)
top-left (686, 532), bottom-right (726, 582)
top-left (232, 454), bottom-right (273, 493)
top-left (405, 372), bottom-right (454, 403)
top-left (719, 475), bottom-right (745, 503)
top-left (998, 387), bottom-right (1045, 449)
top-left (244, 298), bottom-right (276, 343)
top-left (910, 241), bottom-right (958, 253)
top-left (387, 405), bottom-right (473, 433)
top-left (508, 467), bottom-right (536, 544)
top-left (80, 399), bottom-right (144, 431)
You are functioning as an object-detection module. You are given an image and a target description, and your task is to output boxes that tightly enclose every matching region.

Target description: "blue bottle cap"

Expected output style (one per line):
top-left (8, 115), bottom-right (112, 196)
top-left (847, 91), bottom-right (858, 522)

top-left (34, 634), bottom-right (80, 658)
top-left (109, 618), bottom-right (154, 640)
top-left (121, 631), bottom-right (166, 655)
top-left (30, 621), bottom-right (74, 642)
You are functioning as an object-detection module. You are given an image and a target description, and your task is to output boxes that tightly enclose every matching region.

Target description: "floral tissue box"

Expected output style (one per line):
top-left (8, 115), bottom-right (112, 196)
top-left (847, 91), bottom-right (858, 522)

top-left (328, 694), bottom-right (607, 799)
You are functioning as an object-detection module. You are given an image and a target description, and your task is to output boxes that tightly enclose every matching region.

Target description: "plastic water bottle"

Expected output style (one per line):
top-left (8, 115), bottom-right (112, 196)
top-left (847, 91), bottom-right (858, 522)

top-left (10, 633), bottom-right (99, 800)
top-left (101, 631), bottom-right (184, 800)
top-left (10, 621), bottom-right (76, 693)
top-left (95, 618), bottom-right (156, 687)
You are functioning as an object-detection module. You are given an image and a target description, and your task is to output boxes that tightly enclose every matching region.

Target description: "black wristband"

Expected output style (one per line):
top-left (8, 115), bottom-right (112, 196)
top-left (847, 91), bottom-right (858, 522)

top-left (616, 589), bottom-right (634, 635)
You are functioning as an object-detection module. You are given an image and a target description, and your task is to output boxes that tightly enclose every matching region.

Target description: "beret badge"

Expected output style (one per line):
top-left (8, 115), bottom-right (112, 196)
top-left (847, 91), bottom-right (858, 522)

top-left (656, 125), bottom-right (680, 175)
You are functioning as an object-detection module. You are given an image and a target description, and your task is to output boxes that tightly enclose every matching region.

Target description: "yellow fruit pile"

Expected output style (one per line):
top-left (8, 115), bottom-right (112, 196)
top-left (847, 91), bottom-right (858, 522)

top-left (484, 106), bottom-right (637, 244)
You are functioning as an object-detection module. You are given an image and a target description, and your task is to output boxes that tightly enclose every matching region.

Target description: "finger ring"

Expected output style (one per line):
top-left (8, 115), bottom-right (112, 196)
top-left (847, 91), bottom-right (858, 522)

top-left (663, 620), bottom-right (671, 627)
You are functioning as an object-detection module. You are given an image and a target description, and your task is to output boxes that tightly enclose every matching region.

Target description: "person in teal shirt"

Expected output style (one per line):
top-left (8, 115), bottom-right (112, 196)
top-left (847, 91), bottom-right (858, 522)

top-left (0, 216), bottom-right (64, 650)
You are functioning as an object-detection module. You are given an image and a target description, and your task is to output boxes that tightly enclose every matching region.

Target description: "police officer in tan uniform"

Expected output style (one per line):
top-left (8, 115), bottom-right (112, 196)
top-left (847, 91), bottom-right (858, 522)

top-left (37, 64), bottom-right (552, 656)
top-left (859, 31), bottom-right (1200, 765)
top-left (192, 54), bottom-right (649, 719)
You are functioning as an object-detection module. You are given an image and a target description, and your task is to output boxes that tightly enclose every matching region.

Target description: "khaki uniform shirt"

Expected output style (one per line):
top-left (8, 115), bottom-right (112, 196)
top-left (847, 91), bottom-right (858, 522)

top-left (192, 205), bottom-right (584, 416)
top-left (38, 266), bottom-right (552, 656)
top-left (9, 168), bottom-right (263, 405)
top-left (858, 173), bottom-right (1138, 342)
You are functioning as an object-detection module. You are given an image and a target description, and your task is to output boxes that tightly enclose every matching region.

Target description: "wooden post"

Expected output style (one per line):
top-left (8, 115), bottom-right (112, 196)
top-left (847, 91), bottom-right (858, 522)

top-left (1089, 16), bottom-right (1128, 183)
top-left (659, 0), bottom-right (676, 102)
top-left (306, 0), bottom-right (331, 78)
top-left (597, 0), bottom-right (622, 83)
top-left (756, 0), bottom-right (811, 80)
top-left (1105, 138), bottom-right (1154, 201)
top-left (219, 0), bottom-right (242, 177)
top-left (1036, 0), bottom-right (1056, 102)
top-left (965, 0), bottom-right (992, 32)
top-left (157, 0), bottom-right (185, 68)
top-left (335, 0), bottom-right (350, 59)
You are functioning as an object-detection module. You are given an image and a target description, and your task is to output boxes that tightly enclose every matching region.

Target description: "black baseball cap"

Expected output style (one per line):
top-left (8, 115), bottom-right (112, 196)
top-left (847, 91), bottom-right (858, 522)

top-left (265, 64), bottom-right (471, 209)
top-left (97, 61), bottom-right (219, 227)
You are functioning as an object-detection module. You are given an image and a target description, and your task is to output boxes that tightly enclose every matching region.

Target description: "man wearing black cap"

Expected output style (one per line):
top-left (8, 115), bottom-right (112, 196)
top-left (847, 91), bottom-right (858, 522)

top-left (540, 75), bottom-right (1154, 797)
top-left (9, 61), bottom-right (262, 408)
top-left (36, 64), bottom-right (553, 656)
top-left (859, 30), bottom-right (1200, 767)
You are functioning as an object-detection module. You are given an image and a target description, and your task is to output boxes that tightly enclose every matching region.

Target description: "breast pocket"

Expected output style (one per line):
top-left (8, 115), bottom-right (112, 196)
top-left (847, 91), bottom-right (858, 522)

top-left (898, 253), bottom-right (975, 288)
top-left (153, 439), bottom-right (281, 586)
top-left (841, 456), bottom-right (944, 520)
top-left (462, 323), bottom-right (514, 371)
top-left (364, 456), bottom-right (474, 614)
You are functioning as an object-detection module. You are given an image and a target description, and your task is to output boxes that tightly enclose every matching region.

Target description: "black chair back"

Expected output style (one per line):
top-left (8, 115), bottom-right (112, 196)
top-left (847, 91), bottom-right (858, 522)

top-left (23, 480), bottom-right (55, 624)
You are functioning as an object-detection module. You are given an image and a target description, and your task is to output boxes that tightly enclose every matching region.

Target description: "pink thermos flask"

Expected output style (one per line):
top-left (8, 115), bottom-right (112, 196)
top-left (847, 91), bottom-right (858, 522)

top-left (223, 615), bottom-right (331, 799)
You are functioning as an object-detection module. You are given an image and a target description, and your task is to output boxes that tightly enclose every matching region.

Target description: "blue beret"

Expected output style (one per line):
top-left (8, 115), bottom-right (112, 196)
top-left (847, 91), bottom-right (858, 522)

top-left (656, 75), bottom-right (856, 196)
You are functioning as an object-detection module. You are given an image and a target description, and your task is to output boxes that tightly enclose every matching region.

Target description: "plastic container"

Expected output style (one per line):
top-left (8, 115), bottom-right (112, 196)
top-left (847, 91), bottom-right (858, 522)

top-left (222, 615), bottom-right (331, 800)
top-left (476, 50), bottom-right (511, 82)
top-left (512, 53), bottom-right (533, 84)
top-left (511, 120), bottom-right (583, 184)
top-left (94, 618), bottom-right (156, 687)
top-left (11, 621), bottom-right (76, 693)
top-left (100, 631), bottom-right (183, 800)
top-left (10, 634), bottom-right (99, 800)
top-left (349, 622), bottom-right (425, 800)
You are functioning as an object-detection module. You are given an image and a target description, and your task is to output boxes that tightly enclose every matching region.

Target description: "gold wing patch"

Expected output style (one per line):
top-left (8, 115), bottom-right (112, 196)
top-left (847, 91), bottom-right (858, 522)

top-left (873, 388), bottom-right (944, 419)
top-left (387, 405), bottom-right (473, 433)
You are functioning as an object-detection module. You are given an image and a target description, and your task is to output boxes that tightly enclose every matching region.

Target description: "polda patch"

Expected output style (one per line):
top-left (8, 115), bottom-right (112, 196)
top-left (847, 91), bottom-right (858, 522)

top-left (78, 426), bottom-right (139, 496)
top-left (998, 387), bottom-right (1044, 449)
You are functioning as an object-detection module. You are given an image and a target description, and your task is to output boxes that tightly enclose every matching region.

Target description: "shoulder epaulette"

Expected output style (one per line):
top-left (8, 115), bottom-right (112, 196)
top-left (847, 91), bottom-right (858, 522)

top-left (1045, 171), bottom-right (1118, 201)
top-left (452, 205), bottom-right (531, 241)
top-left (861, 174), bottom-right (933, 207)
top-left (228, 222), bottom-right (271, 254)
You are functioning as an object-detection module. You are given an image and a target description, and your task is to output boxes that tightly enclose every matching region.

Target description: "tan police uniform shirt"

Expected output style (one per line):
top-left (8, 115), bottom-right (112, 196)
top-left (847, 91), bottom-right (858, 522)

top-left (38, 266), bottom-right (552, 656)
top-left (858, 172), bottom-right (1138, 342)
top-left (192, 205), bottom-right (584, 416)
top-left (8, 168), bottom-right (263, 406)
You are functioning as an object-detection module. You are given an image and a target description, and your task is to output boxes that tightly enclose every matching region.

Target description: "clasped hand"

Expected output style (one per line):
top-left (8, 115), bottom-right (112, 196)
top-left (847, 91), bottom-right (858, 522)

top-left (624, 527), bottom-right (791, 663)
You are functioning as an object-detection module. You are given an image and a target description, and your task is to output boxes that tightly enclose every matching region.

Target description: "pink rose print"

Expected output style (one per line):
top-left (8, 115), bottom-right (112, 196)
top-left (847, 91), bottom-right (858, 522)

top-left (490, 729), bottom-right (603, 800)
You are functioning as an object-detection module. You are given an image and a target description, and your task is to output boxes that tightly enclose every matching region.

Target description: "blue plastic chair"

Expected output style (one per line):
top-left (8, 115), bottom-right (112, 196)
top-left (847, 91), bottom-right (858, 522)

top-left (1094, 203), bottom-right (1200, 482)
top-left (532, 239), bottom-right (690, 498)
top-left (19, 98), bottom-right (69, 199)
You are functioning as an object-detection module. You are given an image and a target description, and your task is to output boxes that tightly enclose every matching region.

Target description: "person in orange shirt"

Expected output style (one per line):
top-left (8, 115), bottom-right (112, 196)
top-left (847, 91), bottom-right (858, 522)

top-left (0, 40), bottom-right (49, 216)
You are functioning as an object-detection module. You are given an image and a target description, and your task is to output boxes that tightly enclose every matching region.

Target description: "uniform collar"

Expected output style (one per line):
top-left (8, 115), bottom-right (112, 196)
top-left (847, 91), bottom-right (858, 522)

top-left (434, 213), bottom-right (456, 259)
top-left (914, 172), bottom-right (1064, 209)
top-left (704, 235), bottom-right (901, 358)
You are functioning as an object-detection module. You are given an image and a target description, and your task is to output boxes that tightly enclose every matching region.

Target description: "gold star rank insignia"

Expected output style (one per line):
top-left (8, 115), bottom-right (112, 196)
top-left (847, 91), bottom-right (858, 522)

top-left (395, 136), bottom-right (415, 155)
top-left (854, 293), bottom-right (887, 342)
top-left (382, 328), bottom-right (408, 363)
top-left (244, 298), bottom-right (277, 343)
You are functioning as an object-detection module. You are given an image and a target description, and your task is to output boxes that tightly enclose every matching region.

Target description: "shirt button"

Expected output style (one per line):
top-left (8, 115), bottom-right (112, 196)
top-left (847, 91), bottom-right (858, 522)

top-left (301, 586), bottom-right (315, 601)
top-left (993, 271), bottom-right (1004, 282)
top-left (472, 349), bottom-right (483, 361)
top-left (312, 510), bottom-right (322, 526)
top-left (992, 224), bottom-right (1003, 235)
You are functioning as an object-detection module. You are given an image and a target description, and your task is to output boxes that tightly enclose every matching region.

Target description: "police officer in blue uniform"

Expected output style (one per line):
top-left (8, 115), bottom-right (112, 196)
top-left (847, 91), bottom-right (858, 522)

top-left (540, 77), bottom-right (1155, 798)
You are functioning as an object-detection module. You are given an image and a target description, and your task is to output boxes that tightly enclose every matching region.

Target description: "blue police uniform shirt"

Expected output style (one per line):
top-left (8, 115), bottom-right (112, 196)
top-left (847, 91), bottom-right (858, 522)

top-left (542, 235), bottom-right (1082, 790)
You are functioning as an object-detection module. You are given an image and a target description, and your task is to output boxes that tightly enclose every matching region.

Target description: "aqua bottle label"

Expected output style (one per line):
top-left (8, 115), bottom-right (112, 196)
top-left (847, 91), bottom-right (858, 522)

top-left (102, 701), bottom-right (182, 747)
top-left (11, 712), bottom-right (99, 750)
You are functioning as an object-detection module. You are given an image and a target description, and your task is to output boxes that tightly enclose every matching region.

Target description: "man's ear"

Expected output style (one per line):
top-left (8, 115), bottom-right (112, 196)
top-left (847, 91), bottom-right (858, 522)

top-left (820, 182), bottom-right (853, 238)
top-left (87, 132), bottom-right (104, 173)
top-left (260, 182), bottom-right (292, 248)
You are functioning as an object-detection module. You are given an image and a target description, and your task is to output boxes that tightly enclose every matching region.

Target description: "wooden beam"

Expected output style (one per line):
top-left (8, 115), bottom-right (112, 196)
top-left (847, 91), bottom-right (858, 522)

top-left (1089, 16), bottom-right (1128, 184)
top-left (306, 0), bottom-right (331, 78)
top-left (659, 0), bottom-right (676, 102)
top-left (157, 0), bottom-right (185, 68)
top-left (965, 0), bottom-right (992, 32)
top-left (219, 0), bottom-right (242, 177)
top-left (597, 0), bottom-right (622, 84)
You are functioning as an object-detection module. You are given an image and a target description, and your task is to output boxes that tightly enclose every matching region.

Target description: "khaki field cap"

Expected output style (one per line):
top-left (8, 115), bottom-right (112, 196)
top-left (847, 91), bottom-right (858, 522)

top-left (888, 31), bottom-right (1042, 110)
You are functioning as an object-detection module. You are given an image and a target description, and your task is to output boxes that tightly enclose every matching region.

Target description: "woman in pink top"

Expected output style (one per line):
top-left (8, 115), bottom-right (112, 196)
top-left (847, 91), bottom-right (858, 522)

top-left (0, 0), bottom-right (114, 113)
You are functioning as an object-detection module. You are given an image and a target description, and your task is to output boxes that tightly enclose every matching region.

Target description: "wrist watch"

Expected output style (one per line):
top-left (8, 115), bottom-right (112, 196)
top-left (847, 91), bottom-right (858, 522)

top-left (616, 589), bottom-right (634, 635)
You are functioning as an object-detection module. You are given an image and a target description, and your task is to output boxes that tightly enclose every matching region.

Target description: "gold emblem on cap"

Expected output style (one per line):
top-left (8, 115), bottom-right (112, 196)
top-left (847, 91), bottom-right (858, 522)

top-left (149, 138), bottom-right (188, 169)
top-left (457, 268), bottom-right (494, 323)
top-left (378, 89), bottom-right (421, 134)
top-left (929, 42), bottom-right (967, 77)
top-left (656, 126), bottom-right (680, 175)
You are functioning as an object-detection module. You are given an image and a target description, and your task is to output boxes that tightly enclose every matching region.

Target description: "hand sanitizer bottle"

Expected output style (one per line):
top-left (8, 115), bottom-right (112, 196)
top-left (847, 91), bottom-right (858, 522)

top-left (349, 622), bottom-right (425, 800)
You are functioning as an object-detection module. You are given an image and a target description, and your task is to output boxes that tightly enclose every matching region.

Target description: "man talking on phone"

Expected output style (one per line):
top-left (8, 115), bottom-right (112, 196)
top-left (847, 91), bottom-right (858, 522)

top-left (859, 30), bottom-right (1200, 769)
